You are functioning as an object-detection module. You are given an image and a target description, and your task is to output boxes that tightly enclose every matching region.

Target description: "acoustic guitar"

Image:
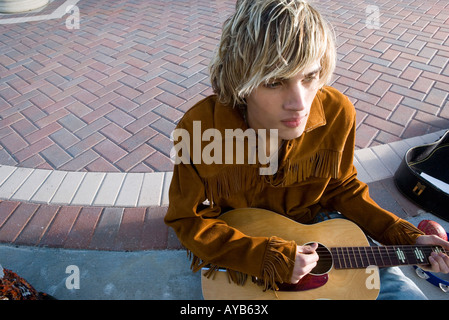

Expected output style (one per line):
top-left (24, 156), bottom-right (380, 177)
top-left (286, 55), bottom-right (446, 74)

top-left (201, 208), bottom-right (447, 300)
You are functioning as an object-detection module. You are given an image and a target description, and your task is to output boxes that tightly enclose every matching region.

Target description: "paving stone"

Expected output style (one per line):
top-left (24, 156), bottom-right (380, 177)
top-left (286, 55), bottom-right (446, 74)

top-left (144, 152), bottom-right (174, 172)
top-left (120, 126), bottom-right (157, 152)
top-left (11, 169), bottom-right (51, 202)
top-left (89, 208), bottom-right (124, 250)
top-left (0, 202), bottom-right (39, 243)
top-left (355, 148), bottom-right (391, 181)
top-left (57, 114), bottom-right (86, 133)
top-left (370, 143), bottom-right (402, 175)
top-left (71, 172), bottom-right (106, 206)
top-left (0, 165), bottom-right (16, 186)
top-left (161, 172), bottom-right (173, 206)
top-left (354, 156), bottom-right (373, 184)
top-left (14, 137), bottom-right (53, 163)
top-left (141, 206), bottom-right (169, 249)
top-left (138, 172), bottom-right (164, 206)
top-left (1, 132), bottom-right (28, 154)
top-left (93, 139), bottom-right (127, 164)
top-left (31, 170), bottom-right (67, 204)
top-left (114, 207), bottom-right (146, 251)
top-left (100, 123), bottom-right (132, 145)
top-left (50, 128), bottom-right (80, 149)
top-left (93, 173), bottom-right (126, 206)
top-left (0, 167), bottom-right (33, 199)
top-left (39, 205), bottom-right (81, 247)
top-left (41, 144), bottom-right (72, 169)
top-left (115, 173), bottom-right (144, 207)
top-left (50, 172), bottom-right (86, 205)
top-left (0, 149), bottom-right (17, 166)
top-left (86, 157), bottom-right (121, 172)
top-left (64, 207), bottom-right (103, 249)
top-left (115, 144), bottom-right (155, 172)
top-left (59, 149), bottom-right (99, 171)
top-left (14, 204), bottom-right (58, 246)
top-left (389, 105), bottom-right (416, 126)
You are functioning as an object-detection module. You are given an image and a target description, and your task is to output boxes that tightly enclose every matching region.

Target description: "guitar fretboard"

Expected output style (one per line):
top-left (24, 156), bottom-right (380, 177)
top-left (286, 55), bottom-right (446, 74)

top-left (330, 245), bottom-right (446, 269)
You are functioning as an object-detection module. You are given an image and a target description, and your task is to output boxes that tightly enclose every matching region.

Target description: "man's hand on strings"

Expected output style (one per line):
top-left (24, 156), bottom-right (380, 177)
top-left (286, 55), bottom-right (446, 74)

top-left (416, 235), bottom-right (449, 274)
top-left (290, 243), bottom-right (319, 284)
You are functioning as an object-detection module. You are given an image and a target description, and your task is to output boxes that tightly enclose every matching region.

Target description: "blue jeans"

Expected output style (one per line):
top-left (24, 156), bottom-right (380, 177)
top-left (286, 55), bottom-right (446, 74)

top-left (314, 212), bottom-right (428, 300)
top-left (377, 266), bottom-right (427, 300)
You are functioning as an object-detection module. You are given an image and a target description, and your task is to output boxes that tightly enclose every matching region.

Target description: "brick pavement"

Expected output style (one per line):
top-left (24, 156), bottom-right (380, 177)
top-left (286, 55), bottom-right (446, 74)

top-left (0, 0), bottom-right (448, 173)
top-left (0, 0), bottom-right (234, 172)
top-left (0, 0), bottom-right (448, 252)
top-left (0, 200), bottom-right (182, 250)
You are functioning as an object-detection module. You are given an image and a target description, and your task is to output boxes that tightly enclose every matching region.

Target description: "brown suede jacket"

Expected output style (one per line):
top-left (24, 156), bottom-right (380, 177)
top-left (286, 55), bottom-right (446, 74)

top-left (164, 86), bottom-right (424, 289)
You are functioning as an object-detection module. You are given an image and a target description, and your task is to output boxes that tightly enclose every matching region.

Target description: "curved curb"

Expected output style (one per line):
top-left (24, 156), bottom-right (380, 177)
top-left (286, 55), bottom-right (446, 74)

top-left (0, 167), bottom-right (172, 207)
top-left (0, 129), bottom-right (445, 208)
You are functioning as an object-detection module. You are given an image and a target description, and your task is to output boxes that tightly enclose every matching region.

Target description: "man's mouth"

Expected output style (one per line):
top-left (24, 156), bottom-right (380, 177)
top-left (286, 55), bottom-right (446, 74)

top-left (281, 116), bottom-right (307, 128)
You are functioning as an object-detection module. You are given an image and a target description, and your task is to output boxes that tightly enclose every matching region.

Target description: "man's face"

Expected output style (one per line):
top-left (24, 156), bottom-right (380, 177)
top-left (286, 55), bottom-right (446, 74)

top-left (245, 62), bottom-right (321, 142)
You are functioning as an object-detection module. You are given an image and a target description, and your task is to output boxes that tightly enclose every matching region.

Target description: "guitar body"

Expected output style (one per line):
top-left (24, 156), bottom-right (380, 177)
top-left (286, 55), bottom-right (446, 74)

top-left (201, 208), bottom-right (380, 300)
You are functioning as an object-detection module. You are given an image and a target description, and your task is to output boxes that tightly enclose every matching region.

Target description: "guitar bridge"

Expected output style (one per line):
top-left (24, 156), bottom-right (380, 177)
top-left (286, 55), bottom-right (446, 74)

top-left (277, 273), bottom-right (329, 292)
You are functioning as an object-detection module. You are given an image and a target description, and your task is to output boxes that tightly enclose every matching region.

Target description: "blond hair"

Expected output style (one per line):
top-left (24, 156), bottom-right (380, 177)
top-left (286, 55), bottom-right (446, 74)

top-left (210, 0), bottom-right (336, 106)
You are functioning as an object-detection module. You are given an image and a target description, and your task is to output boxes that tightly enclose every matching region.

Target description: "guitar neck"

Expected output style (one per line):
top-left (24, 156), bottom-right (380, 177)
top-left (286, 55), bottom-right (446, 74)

top-left (330, 245), bottom-right (447, 269)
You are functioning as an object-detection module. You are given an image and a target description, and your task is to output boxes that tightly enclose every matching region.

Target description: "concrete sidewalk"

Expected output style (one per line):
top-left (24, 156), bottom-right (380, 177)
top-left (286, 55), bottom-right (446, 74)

top-left (1, 245), bottom-right (202, 300)
top-left (1, 211), bottom-right (448, 300)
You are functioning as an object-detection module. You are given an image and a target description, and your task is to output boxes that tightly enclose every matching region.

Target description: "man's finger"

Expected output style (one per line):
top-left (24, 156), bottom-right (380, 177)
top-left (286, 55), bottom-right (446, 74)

top-left (298, 242), bottom-right (318, 254)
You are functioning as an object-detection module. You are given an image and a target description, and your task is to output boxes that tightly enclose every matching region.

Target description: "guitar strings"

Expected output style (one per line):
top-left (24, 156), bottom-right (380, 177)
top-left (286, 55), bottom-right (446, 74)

top-left (313, 245), bottom-right (446, 254)
top-left (316, 248), bottom-right (443, 256)
top-left (310, 246), bottom-right (446, 264)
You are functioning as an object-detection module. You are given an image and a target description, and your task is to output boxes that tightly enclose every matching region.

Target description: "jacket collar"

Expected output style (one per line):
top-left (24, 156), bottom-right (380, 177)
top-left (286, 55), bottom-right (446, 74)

top-left (304, 89), bottom-right (326, 133)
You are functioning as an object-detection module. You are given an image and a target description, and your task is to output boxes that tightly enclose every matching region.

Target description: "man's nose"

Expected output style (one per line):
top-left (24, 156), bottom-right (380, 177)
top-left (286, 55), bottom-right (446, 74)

top-left (283, 83), bottom-right (307, 111)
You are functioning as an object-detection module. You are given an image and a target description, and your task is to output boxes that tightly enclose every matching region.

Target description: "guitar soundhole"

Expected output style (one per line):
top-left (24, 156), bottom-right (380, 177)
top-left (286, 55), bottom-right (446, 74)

top-left (308, 243), bottom-right (333, 275)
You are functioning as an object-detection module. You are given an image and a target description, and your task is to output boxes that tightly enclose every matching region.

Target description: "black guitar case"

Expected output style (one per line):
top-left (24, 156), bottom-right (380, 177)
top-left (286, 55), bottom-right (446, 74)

top-left (395, 130), bottom-right (449, 294)
top-left (394, 130), bottom-right (449, 222)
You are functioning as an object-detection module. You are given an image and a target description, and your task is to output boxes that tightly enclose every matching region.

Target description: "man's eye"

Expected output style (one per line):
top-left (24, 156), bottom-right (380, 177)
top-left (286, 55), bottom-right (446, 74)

top-left (303, 72), bottom-right (320, 83)
top-left (265, 81), bottom-right (282, 88)
top-left (303, 74), bottom-right (319, 83)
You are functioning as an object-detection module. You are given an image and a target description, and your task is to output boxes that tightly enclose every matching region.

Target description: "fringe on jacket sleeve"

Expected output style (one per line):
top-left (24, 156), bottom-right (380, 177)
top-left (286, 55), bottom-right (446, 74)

top-left (380, 218), bottom-right (425, 245)
top-left (191, 236), bottom-right (296, 292)
top-left (259, 237), bottom-right (296, 291)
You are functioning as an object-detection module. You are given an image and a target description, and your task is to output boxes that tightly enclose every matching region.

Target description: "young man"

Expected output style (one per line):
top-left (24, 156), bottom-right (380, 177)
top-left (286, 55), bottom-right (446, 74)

top-left (164, 0), bottom-right (449, 299)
